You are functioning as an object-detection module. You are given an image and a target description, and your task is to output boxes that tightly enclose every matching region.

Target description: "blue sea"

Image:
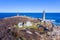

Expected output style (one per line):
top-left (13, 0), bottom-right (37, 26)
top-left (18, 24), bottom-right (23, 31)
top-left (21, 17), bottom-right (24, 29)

top-left (0, 13), bottom-right (60, 26)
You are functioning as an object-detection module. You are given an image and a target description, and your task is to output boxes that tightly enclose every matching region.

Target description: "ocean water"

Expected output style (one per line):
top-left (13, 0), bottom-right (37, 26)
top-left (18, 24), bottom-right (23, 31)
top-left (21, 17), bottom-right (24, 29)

top-left (0, 13), bottom-right (60, 26)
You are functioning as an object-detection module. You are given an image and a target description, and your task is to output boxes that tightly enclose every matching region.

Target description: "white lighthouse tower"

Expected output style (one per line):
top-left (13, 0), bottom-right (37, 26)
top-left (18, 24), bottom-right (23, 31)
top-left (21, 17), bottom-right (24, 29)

top-left (42, 10), bottom-right (45, 22)
top-left (17, 13), bottom-right (19, 16)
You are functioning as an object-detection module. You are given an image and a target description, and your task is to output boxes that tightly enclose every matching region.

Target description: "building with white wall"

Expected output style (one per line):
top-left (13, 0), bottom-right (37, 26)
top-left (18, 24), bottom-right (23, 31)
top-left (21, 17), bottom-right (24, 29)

top-left (24, 21), bottom-right (32, 26)
top-left (18, 22), bottom-right (23, 28)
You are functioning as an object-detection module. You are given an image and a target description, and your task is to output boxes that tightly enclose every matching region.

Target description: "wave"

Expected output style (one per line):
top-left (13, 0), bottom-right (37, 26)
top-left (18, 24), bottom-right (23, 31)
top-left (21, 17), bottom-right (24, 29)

top-left (52, 20), bottom-right (60, 26)
top-left (46, 19), bottom-right (60, 26)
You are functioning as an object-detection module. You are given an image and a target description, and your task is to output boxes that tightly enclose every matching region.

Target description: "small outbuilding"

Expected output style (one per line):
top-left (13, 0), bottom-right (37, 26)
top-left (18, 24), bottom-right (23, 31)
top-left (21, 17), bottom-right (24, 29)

top-left (24, 21), bottom-right (32, 27)
top-left (18, 22), bottom-right (23, 28)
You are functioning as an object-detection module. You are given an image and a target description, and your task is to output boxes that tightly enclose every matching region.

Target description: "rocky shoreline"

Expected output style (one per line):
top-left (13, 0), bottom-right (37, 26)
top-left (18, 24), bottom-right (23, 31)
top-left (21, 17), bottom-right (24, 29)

top-left (0, 16), bottom-right (60, 40)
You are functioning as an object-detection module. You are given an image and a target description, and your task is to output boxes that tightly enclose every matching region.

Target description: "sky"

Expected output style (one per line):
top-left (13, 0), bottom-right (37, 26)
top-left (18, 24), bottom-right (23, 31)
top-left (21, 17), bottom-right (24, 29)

top-left (0, 0), bottom-right (60, 13)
